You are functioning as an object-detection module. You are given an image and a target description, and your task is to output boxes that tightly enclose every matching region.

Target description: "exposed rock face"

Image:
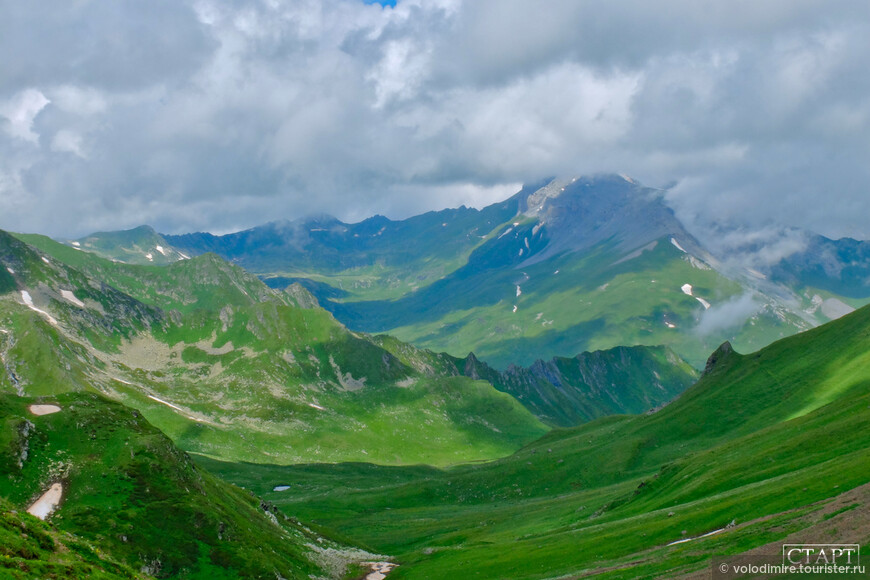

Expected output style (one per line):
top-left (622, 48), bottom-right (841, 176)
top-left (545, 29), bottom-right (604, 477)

top-left (703, 341), bottom-right (734, 376)
top-left (285, 283), bottom-right (320, 309)
top-left (459, 345), bottom-right (698, 427)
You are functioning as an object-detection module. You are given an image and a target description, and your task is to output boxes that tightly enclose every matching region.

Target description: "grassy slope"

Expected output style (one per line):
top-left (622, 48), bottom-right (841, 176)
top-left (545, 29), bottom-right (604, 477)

top-left (201, 304), bottom-right (870, 579)
top-left (4, 232), bottom-right (548, 466)
top-left (453, 345), bottom-right (699, 427)
top-left (0, 497), bottom-right (144, 580)
top-left (0, 392), bottom-right (354, 579)
top-left (353, 237), bottom-right (812, 369)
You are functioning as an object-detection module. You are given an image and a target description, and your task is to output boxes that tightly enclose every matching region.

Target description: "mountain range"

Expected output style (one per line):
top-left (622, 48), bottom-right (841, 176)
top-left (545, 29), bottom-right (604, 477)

top-left (68, 174), bottom-right (870, 370)
top-left (2, 175), bottom-right (869, 578)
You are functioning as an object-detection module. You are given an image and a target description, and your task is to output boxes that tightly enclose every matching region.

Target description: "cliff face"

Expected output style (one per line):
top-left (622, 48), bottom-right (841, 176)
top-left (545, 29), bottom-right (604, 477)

top-left (460, 344), bottom-right (699, 427)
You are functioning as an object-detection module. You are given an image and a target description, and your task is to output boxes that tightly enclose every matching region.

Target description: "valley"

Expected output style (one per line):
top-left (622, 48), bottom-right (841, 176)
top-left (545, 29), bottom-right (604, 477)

top-left (1, 179), bottom-right (869, 578)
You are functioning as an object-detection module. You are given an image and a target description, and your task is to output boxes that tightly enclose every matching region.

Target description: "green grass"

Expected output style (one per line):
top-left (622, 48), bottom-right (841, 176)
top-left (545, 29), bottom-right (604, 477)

top-left (0, 392), bottom-right (358, 579)
top-left (201, 304), bottom-right (870, 578)
top-left (2, 230), bottom-right (550, 466)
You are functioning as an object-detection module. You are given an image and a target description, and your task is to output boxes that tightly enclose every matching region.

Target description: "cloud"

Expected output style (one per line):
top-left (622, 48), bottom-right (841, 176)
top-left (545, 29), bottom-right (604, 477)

top-left (0, 0), bottom-right (869, 239)
top-left (695, 293), bottom-right (762, 336)
top-left (0, 89), bottom-right (50, 143)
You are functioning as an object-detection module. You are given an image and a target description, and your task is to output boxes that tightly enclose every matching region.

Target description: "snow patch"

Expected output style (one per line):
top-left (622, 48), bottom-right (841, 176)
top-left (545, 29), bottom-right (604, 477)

top-left (273, 485), bottom-right (291, 492)
top-left (696, 297), bottom-right (712, 310)
top-left (5, 267), bottom-right (13, 274)
top-left (178, 252), bottom-right (190, 260)
top-left (308, 402), bottom-right (325, 411)
top-left (70, 241), bottom-right (80, 247)
top-left (513, 222), bottom-right (520, 227)
top-left (665, 322), bottom-right (677, 329)
top-left (670, 238), bottom-right (687, 253)
top-left (554, 270), bottom-right (559, 274)
top-left (41, 257), bottom-right (50, 264)
top-left (512, 305), bottom-right (517, 313)
top-left (147, 394), bottom-right (184, 412)
top-left (60, 290), bottom-right (85, 308)
top-left (20, 291), bottom-right (58, 326)
top-left (516, 285), bottom-right (522, 297)
top-left (154, 245), bottom-right (167, 256)
top-left (681, 284), bottom-right (693, 296)
top-left (364, 562), bottom-right (398, 580)
top-left (498, 227), bottom-right (513, 239)
top-left (27, 483), bottom-right (63, 520)
top-left (29, 404), bottom-right (61, 416)
top-left (518, 248), bottom-right (524, 256)
top-left (145, 253), bottom-right (153, 261)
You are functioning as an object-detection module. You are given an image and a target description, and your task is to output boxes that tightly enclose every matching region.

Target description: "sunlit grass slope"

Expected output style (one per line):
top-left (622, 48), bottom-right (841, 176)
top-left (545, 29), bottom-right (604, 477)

top-left (203, 303), bottom-right (870, 578)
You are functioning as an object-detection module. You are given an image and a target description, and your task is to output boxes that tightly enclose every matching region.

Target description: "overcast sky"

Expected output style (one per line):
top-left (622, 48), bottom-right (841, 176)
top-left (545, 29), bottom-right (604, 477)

top-left (1, 0), bottom-right (869, 240)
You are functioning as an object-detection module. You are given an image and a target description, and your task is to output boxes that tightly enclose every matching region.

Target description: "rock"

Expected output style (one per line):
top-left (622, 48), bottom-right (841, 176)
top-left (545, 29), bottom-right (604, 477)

top-left (703, 341), bottom-right (734, 376)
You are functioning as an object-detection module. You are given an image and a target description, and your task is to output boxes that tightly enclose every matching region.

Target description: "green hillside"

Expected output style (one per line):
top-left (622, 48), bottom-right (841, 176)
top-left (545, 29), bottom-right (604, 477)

top-left (0, 392), bottom-right (367, 579)
top-left (2, 231), bottom-right (549, 466)
top-left (454, 345), bottom-right (698, 427)
top-left (202, 303), bottom-right (870, 578)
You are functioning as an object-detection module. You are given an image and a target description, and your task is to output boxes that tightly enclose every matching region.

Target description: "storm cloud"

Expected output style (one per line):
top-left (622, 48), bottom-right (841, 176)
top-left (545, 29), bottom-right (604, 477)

top-left (1, 0), bottom-right (869, 239)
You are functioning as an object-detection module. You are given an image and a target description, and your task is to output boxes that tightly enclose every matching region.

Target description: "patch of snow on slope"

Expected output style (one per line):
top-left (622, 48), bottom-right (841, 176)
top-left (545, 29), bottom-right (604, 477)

top-left (27, 483), bottom-right (63, 520)
top-left (512, 305), bottom-right (517, 313)
top-left (364, 561), bottom-right (398, 580)
top-left (20, 291), bottom-right (58, 325)
top-left (29, 404), bottom-right (61, 416)
top-left (6, 267), bottom-right (13, 274)
top-left (155, 245), bottom-right (167, 256)
top-left (60, 290), bottom-right (85, 308)
top-left (70, 241), bottom-right (80, 247)
top-left (681, 284), bottom-right (693, 296)
top-left (498, 227), bottom-right (513, 239)
top-left (41, 257), bottom-right (50, 264)
top-left (670, 238), bottom-right (687, 253)
top-left (145, 253), bottom-right (153, 261)
top-left (665, 322), bottom-right (676, 328)
top-left (147, 394), bottom-right (184, 412)
top-left (178, 252), bottom-right (190, 260)
top-left (696, 297), bottom-right (711, 310)
top-left (308, 402), bottom-right (325, 411)
top-left (516, 285), bottom-right (522, 297)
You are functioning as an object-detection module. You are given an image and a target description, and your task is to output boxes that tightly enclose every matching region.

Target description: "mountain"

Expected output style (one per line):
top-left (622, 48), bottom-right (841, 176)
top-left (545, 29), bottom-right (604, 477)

top-left (454, 345), bottom-right (698, 427)
top-left (73, 225), bottom-right (190, 266)
top-left (73, 174), bottom-right (864, 369)
top-left (770, 232), bottom-right (870, 300)
top-left (1, 391), bottom-right (364, 579)
top-left (2, 230), bottom-right (551, 466)
top-left (204, 301), bottom-right (870, 579)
